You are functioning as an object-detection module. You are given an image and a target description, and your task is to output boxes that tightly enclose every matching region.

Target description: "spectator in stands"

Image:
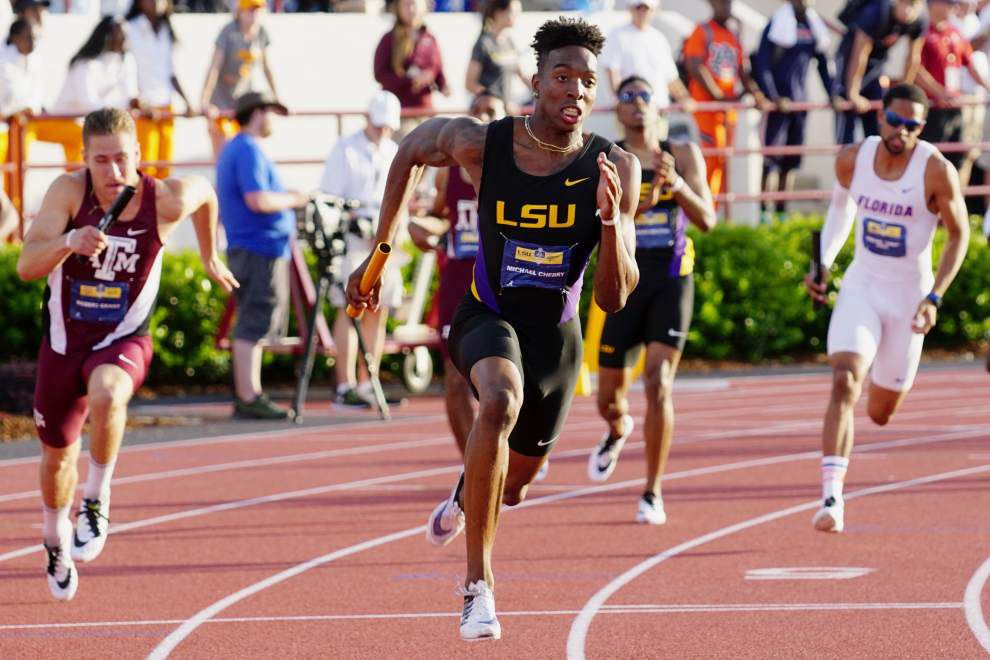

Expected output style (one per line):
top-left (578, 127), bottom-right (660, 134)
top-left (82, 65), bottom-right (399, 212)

top-left (683, 0), bottom-right (769, 205)
top-left (201, 0), bottom-right (279, 159)
top-left (318, 91), bottom-right (405, 409)
top-left (0, 19), bottom-right (79, 172)
top-left (752, 0), bottom-right (833, 219)
top-left (126, 0), bottom-right (194, 178)
top-left (599, 0), bottom-right (693, 116)
top-left (465, 0), bottom-right (525, 112)
top-left (952, 0), bottom-right (989, 188)
top-left (13, 0), bottom-right (48, 28)
top-left (374, 0), bottom-right (449, 135)
top-left (51, 16), bottom-right (139, 165)
top-left (833, 0), bottom-right (927, 144)
top-left (216, 91), bottom-right (307, 420)
top-left (916, 0), bottom-right (990, 177)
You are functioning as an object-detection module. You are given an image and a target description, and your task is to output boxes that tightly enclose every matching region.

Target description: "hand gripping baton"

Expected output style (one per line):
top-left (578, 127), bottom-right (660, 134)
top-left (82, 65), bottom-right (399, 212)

top-left (346, 242), bottom-right (392, 319)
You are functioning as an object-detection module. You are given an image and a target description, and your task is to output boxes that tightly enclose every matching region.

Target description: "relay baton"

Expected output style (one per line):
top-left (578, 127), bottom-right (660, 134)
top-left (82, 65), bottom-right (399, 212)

top-left (346, 242), bottom-right (392, 319)
top-left (811, 230), bottom-right (823, 310)
top-left (97, 185), bottom-right (137, 233)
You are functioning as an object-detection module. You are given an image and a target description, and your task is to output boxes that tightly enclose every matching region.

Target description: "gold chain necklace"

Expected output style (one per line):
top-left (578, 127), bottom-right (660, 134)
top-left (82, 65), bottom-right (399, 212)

top-left (523, 115), bottom-right (581, 154)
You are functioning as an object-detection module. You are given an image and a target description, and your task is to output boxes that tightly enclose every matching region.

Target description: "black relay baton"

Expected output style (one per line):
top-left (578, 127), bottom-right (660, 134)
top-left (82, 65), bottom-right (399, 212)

top-left (811, 229), bottom-right (824, 310)
top-left (97, 184), bottom-right (137, 233)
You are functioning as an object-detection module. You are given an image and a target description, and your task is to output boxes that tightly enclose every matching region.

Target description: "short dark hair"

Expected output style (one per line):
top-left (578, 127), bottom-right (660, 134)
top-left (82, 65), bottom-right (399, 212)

top-left (530, 17), bottom-right (605, 71)
top-left (882, 83), bottom-right (929, 111)
top-left (617, 76), bottom-right (652, 94)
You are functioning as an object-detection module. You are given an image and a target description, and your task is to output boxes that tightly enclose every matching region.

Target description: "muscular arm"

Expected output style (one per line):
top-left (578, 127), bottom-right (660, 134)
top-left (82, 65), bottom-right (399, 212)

top-left (347, 116), bottom-right (486, 310)
top-left (820, 145), bottom-right (859, 269)
top-left (593, 147), bottom-right (640, 313)
top-left (670, 142), bottom-right (716, 231)
top-left (928, 157), bottom-right (970, 298)
top-left (16, 175), bottom-right (92, 281)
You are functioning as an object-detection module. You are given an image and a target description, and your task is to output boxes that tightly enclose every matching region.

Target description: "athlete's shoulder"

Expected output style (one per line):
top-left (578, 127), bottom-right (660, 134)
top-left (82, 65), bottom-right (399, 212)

top-left (428, 114), bottom-right (489, 164)
top-left (42, 171), bottom-right (86, 210)
top-left (835, 143), bottom-right (861, 185)
top-left (923, 145), bottom-right (960, 194)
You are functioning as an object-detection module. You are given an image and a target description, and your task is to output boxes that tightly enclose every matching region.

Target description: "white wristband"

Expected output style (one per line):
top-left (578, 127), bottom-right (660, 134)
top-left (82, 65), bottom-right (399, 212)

top-left (597, 208), bottom-right (617, 226)
top-left (64, 229), bottom-right (76, 251)
top-left (669, 176), bottom-right (686, 195)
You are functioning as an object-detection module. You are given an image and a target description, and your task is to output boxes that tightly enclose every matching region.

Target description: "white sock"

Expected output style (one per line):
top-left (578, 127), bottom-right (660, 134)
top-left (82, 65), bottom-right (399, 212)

top-left (42, 504), bottom-right (72, 546)
top-left (83, 456), bottom-right (116, 501)
top-left (821, 455), bottom-right (849, 502)
top-left (356, 381), bottom-right (373, 396)
top-left (337, 382), bottom-right (353, 395)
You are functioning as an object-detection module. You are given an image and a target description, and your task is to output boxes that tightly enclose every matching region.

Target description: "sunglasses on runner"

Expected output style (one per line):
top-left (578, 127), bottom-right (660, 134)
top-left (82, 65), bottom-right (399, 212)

top-left (618, 90), bottom-right (652, 104)
top-left (884, 110), bottom-right (925, 132)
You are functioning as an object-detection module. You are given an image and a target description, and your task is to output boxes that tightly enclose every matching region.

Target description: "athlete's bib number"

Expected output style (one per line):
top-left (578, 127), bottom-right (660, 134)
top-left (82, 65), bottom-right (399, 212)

top-left (450, 199), bottom-right (479, 260)
top-left (69, 280), bottom-right (130, 323)
top-left (635, 210), bottom-right (675, 249)
top-left (500, 239), bottom-right (571, 291)
top-left (863, 217), bottom-right (907, 258)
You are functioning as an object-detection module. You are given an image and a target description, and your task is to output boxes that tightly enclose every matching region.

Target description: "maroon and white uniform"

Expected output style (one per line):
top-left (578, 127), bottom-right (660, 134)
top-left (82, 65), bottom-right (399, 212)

top-left (34, 172), bottom-right (161, 448)
top-left (437, 165), bottom-right (478, 358)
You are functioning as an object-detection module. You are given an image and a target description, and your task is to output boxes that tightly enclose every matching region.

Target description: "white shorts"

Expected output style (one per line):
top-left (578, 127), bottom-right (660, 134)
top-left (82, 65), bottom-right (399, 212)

top-left (826, 268), bottom-right (930, 392)
top-left (329, 234), bottom-right (404, 310)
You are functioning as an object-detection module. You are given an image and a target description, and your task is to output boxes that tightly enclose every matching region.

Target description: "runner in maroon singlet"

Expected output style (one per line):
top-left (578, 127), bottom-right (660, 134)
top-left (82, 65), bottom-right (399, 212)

top-left (16, 108), bottom-right (237, 601)
top-left (408, 92), bottom-right (504, 454)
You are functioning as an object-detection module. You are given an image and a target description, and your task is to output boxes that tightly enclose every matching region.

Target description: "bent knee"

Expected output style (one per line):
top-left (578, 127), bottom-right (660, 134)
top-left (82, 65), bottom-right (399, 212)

top-left (502, 483), bottom-right (528, 507)
top-left (478, 387), bottom-right (521, 430)
top-left (868, 406), bottom-right (894, 426)
top-left (830, 367), bottom-right (862, 403)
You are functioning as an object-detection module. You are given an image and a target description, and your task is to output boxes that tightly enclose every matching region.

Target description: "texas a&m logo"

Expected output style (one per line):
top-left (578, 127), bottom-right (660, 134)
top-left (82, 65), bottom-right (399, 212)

top-left (90, 236), bottom-right (139, 281)
top-left (495, 201), bottom-right (576, 229)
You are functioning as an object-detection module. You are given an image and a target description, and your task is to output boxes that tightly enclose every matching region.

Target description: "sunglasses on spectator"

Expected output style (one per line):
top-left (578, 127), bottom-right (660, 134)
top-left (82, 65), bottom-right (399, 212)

top-left (618, 90), bottom-right (652, 104)
top-left (884, 110), bottom-right (924, 132)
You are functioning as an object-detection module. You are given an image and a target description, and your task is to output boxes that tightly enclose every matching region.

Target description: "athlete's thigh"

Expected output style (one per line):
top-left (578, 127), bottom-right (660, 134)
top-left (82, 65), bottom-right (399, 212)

top-left (871, 314), bottom-right (924, 392)
top-left (83, 335), bottom-right (153, 398)
top-left (827, 278), bottom-right (882, 367)
top-left (33, 339), bottom-right (88, 449)
top-left (449, 297), bottom-right (525, 398)
top-left (644, 274), bottom-right (693, 352)
top-left (599, 277), bottom-right (652, 370)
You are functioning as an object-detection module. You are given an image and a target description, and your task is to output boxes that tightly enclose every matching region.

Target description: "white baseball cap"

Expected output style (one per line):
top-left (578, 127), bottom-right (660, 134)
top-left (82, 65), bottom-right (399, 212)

top-left (368, 91), bottom-right (401, 130)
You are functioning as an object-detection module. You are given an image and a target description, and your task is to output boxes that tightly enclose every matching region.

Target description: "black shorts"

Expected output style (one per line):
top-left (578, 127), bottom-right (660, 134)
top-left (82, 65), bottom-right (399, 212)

top-left (763, 110), bottom-right (807, 172)
top-left (599, 269), bottom-right (694, 369)
top-left (448, 294), bottom-right (582, 457)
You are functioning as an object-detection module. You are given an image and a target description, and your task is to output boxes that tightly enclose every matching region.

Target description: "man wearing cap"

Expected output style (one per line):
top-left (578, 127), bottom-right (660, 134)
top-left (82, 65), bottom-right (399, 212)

top-left (318, 90), bottom-right (404, 409)
top-left (598, 0), bottom-right (693, 115)
top-left (216, 91), bottom-right (307, 419)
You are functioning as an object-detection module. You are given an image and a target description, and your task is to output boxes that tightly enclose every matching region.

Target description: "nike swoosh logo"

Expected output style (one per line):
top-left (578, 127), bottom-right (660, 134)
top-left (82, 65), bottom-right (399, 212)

top-left (668, 329), bottom-right (687, 337)
top-left (118, 354), bottom-right (138, 368)
top-left (126, 228), bottom-right (147, 236)
top-left (72, 532), bottom-right (87, 548)
top-left (56, 569), bottom-right (73, 590)
top-left (564, 177), bottom-right (590, 187)
top-left (536, 437), bottom-right (558, 447)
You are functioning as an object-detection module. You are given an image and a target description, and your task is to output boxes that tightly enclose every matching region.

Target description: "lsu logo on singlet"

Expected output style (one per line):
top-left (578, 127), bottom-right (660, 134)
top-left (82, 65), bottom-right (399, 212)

top-left (863, 218), bottom-right (907, 257)
top-left (89, 236), bottom-right (140, 281)
top-left (495, 201), bottom-right (575, 229)
top-left (639, 182), bottom-right (673, 204)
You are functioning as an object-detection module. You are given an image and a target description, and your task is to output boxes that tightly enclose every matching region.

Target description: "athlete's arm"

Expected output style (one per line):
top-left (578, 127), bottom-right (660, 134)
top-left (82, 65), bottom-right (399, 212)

top-left (913, 156), bottom-right (970, 334)
top-left (806, 145), bottom-right (858, 303)
top-left (668, 142), bottom-right (716, 232)
top-left (845, 29), bottom-right (875, 112)
top-left (16, 174), bottom-right (100, 281)
top-left (160, 176), bottom-right (239, 293)
top-left (593, 147), bottom-right (640, 313)
top-left (346, 116), bottom-right (486, 312)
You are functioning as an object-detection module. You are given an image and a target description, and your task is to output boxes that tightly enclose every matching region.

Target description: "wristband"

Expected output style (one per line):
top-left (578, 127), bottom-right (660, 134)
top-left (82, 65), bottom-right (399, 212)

top-left (925, 292), bottom-right (942, 308)
top-left (668, 176), bottom-right (685, 195)
top-left (597, 208), bottom-right (617, 226)
top-left (64, 229), bottom-right (76, 251)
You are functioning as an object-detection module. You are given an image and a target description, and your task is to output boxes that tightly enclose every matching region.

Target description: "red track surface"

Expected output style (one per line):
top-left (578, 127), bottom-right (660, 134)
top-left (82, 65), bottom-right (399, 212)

top-left (1, 368), bottom-right (989, 658)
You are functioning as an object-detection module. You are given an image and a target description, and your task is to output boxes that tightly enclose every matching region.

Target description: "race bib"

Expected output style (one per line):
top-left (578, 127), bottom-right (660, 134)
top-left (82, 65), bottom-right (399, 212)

top-left (451, 199), bottom-right (480, 259)
top-left (635, 210), bottom-right (675, 249)
top-left (69, 280), bottom-right (130, 323)
top-left (863, 218), bottom-right (907, 257)
top-left (500, 239), bottom-right (571, 291)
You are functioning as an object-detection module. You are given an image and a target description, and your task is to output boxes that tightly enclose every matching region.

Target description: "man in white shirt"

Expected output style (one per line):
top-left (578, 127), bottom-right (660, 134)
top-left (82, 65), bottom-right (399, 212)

top-left (319, 91), bottom-right (404, 409)
top-left (599, 0), bottom-right (693, 111)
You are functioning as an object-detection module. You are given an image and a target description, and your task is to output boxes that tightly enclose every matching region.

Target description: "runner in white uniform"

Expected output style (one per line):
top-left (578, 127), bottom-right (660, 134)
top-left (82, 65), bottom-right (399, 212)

top-left (805, 84), bottom-right (969, 533)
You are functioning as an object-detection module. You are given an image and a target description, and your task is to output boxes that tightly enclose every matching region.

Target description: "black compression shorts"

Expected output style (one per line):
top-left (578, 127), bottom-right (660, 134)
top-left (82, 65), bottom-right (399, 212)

top-left (599, 271), bottom-right (694, 369)
top-left (448, 294), bottom-right (582, 457)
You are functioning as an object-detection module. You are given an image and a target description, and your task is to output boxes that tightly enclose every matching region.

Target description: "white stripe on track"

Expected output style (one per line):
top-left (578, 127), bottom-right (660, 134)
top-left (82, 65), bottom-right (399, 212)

top-left (964, 556), bottom-right (990, 652)
top-left (0, 602), bottom-right (962, 632)
top-left (565, 463), bottom-right (990, 660)
top-left (145, 427), bottom-right (990, 658)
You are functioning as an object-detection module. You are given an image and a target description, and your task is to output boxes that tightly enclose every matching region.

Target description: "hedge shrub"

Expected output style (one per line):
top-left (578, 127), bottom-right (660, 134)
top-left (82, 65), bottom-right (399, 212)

top-left (2, 217), bottom-right (987, 385)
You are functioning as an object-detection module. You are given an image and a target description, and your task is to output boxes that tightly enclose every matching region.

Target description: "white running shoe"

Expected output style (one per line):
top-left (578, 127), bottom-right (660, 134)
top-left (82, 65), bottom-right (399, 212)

top-left (459, 580), bottom-right (500, 642)
top-left (812, 496), bottom-right (844, 533)
top-left (71, 496), bottom-right (110, 563)
top-left (587, 415), bottom-right (634, 482)
top-left (426, 474), bottom-right (465, 547)
top-left (534, 460), bottom-right (549, 482)
top-left (44, 539), bottom-right (78, 601)
top-left (635, 492), bottom-right (667, 525)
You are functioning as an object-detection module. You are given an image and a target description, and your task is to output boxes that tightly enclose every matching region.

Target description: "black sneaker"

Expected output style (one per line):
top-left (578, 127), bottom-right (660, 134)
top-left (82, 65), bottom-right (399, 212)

top-left (234, 394), bottom-right (291, 420)
top-left (334, 387), bottom-right (372, 409)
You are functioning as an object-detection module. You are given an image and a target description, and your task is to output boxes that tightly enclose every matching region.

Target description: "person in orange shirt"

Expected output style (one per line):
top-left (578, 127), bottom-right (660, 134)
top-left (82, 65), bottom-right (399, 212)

top-left (683, 0), bottom-right (768, 205)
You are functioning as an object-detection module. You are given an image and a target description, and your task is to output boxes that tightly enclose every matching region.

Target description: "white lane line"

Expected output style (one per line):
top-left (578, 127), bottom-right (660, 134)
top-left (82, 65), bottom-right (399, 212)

top-left (145, 427), bottom-right (989, 658)
top-left (565, 462), bottom-right (990, 660)
top-left (0, 602), bottom-right (963, 632)
top-left (964, 556), bottom-right (990, 652)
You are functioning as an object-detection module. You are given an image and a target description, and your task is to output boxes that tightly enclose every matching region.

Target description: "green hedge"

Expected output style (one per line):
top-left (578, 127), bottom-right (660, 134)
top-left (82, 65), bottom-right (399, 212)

top-left (2, 218), bottom-right (988, 384)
